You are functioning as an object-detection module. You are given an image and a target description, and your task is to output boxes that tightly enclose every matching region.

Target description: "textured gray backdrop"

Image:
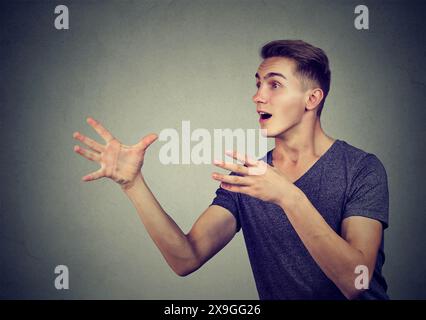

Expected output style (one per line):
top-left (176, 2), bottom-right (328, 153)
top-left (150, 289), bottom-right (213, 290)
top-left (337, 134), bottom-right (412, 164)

top-left (0, 0), bottom-right (425, 299)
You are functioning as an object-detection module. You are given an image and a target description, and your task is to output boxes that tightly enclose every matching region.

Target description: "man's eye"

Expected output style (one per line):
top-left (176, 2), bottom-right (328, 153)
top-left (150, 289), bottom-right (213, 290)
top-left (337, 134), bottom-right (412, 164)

top-left (256, 81), bottom-right (281, 89)
top-left (271, 81), bottom-right (281, 89)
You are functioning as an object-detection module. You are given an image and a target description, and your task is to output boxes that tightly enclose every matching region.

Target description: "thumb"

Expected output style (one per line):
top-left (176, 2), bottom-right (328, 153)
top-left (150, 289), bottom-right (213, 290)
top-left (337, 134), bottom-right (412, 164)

top-left (138, 133), bottom-right (158, 151)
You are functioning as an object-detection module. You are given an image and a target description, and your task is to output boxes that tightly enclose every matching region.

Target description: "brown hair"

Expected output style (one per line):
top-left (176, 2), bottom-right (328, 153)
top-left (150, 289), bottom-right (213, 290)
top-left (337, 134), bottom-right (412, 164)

top-left (260, 40), bottom-right (331, 117)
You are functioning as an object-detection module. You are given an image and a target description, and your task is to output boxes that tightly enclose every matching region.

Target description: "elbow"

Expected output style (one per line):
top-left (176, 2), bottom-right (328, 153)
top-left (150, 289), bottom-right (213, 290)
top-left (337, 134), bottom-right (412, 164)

top-left (172, 259), bottom-right (200, 277)
top-left (340, 256), bottom-right (372, 300)
top-left (174, 267), bottom-right (194, 277)
top-left (337, 267), bottom-right (370, 300)
top-left (340, 273), bottom-right (371, 300)
top-left (170, 236), bottom-right (203, 277)
top-left (174, 237), bottom-right (203, 277)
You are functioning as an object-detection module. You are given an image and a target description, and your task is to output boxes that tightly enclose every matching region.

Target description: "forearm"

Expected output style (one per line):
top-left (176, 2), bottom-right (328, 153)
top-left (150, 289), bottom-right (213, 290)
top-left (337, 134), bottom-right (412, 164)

top-left (121, 174), bottom-right (197, 276)
top-left (280, 189), bottom-right (367, 299)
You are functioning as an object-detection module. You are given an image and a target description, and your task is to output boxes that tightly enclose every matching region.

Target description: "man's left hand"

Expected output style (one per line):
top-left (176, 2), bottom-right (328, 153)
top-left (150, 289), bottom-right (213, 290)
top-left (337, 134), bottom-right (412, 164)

top-left (212, 150), bottom-right (302, 207)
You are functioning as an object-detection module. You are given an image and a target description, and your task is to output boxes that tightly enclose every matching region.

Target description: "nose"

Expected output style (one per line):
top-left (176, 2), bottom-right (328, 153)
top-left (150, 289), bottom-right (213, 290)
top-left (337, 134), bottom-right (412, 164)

top-left (252, 88), bottom-right (267, 104)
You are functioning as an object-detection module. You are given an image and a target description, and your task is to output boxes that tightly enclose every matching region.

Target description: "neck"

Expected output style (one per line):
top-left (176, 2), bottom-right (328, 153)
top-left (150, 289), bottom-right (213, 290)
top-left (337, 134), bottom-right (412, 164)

top-left (273, 115), bottom-right (334, 166)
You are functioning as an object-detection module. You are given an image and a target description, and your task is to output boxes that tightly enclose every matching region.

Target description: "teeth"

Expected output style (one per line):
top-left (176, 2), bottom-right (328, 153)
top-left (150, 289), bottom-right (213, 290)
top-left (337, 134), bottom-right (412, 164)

top-left (259, 111), bottom-right (272, 120)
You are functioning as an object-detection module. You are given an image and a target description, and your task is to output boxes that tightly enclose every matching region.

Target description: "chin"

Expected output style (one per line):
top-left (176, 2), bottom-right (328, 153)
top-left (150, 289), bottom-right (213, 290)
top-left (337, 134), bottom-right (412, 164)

top-left (260, 124), bottom-right (288, 138)
top-left (260, 128), bottom-right (281, 138)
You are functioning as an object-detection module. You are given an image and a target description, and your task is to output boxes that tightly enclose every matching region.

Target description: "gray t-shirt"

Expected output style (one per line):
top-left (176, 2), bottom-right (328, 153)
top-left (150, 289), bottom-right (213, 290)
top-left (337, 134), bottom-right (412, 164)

top-left (210, 139), bottom-right (389, 300)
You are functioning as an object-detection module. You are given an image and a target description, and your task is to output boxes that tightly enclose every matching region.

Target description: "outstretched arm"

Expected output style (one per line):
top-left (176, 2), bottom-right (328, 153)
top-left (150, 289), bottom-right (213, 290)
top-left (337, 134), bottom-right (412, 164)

top-left (73, 117), bottom-right (237, 276)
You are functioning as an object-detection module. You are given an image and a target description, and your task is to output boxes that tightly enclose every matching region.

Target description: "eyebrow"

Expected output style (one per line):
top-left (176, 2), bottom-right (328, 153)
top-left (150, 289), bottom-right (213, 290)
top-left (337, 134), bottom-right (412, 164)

top-left (255, 72), bottom-right (287, 81)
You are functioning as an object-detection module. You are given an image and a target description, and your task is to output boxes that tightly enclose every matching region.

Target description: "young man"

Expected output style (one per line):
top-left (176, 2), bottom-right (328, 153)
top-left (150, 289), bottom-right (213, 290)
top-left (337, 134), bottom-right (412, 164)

top-left (72, 40), bottom-right (389, 300)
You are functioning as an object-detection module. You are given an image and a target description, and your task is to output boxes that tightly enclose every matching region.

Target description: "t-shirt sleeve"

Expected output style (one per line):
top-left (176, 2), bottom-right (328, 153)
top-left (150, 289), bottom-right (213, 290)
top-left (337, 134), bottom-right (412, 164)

top-left (343, 154), bottom-right (389, 229)
top-left (210, 172), bottom-right (241, 233)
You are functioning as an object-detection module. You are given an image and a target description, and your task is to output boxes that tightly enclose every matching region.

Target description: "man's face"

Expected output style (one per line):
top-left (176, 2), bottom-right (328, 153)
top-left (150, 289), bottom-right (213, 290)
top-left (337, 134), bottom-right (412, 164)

top-left (253, 57), bottom-right (309, 137)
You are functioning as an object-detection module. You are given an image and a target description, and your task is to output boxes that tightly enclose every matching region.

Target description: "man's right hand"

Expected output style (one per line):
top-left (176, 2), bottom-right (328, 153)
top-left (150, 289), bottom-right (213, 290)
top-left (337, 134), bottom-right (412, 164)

top-left (73, 117), bottom-right (158, 189)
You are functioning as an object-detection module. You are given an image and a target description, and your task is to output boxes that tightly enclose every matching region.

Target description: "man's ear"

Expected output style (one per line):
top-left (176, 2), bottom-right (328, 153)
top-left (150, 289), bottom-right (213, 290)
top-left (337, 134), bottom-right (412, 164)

top-left (305, 88), bottom-right (324, 112)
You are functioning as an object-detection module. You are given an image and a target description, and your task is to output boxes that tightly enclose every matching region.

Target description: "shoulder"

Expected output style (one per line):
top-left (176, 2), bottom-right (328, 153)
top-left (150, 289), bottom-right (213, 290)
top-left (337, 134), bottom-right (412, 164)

top-left (338, 140), bottom-right (388, 183)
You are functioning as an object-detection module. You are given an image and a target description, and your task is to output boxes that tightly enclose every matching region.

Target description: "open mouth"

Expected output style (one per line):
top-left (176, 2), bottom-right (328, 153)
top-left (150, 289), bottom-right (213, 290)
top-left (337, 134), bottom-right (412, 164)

top-left (259, 111), bottom-right (272, 121)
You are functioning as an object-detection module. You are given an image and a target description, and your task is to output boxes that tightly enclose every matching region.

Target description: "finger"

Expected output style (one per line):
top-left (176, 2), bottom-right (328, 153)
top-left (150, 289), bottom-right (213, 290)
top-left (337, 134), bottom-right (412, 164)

top-left (220, 182), bottom-right (251, 195)
top-left (213, 159), bottom-right (249, 176)
top-left (212, 172), bottom-right (251, 186)
top-left (82, 168), bottom-right (104, 182)
top-left (224, 150), bottom-right (258, 166)
top-left (248, 160), bottom-right (269, 175)
top-left (86, 117), bottom-right (115, 143)
top-left (73, 131), bottom-right (104, 153)
top-left (74, 145), bottom-right (100, 162)
top-left (137, 133), bottom-right (158, 150)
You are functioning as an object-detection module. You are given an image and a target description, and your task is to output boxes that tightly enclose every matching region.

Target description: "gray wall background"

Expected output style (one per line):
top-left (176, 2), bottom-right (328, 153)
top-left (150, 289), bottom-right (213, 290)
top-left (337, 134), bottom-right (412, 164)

top-left (1, 0), bottom-right (425, 299)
